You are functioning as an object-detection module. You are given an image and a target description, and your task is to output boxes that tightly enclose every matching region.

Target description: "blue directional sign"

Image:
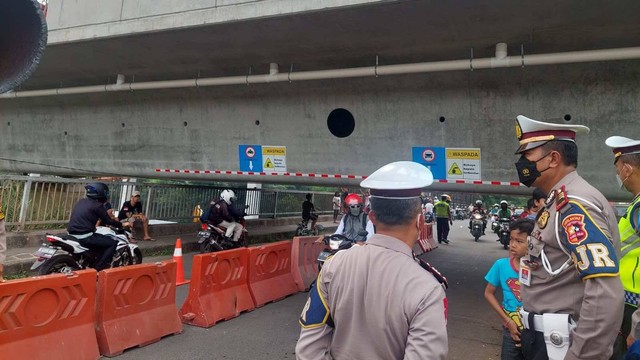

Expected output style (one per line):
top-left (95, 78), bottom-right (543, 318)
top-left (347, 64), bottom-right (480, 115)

top-left (239, 145), bottom-right (263, 172)
top-left (412, 146), bottom-right (446, 180)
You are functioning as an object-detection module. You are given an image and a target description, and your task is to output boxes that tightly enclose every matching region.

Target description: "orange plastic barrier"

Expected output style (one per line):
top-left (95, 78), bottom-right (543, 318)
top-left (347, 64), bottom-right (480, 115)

top-left (291, 236), bottom-right (324, 291)
top-left (0, 270), bottom-right (99, 360)
top-left (415, 222), bottom-right (437, 255)
top-left (179, 248), bottom-right (255, 328)
top-left (248, 241), bottom-right (299, 307)
top-left (95, 261), bottom-right (183, 357)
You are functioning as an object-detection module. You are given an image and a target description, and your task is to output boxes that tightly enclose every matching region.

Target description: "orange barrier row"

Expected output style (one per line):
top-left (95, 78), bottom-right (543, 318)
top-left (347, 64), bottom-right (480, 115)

top-left (179, 248), bottom-right (254, 328)
top-left (291, 236), bottom-right (325, 292)
top-left (248, 241), bottom-right (300, 307)
top-left (95, 261), bottom-right (183, 357)
top-left (0, 270), bottom-right (100, 360)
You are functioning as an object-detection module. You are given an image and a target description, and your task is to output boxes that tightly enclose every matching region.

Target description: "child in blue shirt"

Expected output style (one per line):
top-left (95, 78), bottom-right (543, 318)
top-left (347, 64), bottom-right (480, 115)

top-left (484, 218), bottom-right (534, 360)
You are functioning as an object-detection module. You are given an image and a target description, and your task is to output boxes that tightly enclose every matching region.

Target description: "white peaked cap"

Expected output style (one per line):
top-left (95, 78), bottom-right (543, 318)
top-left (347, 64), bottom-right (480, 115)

top-left (360, 161), bottom-right (434, 199)
top-left (515, 115), bottom-right (590, 153)
top-left (605, 136), bottom-right (640, 161)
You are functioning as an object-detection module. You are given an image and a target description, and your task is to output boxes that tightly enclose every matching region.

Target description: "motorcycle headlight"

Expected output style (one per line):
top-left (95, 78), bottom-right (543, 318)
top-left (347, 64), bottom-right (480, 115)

top-left (329, 240), bottom-right (341, 250)
top-left (474, 214), bottom-right (482, 220)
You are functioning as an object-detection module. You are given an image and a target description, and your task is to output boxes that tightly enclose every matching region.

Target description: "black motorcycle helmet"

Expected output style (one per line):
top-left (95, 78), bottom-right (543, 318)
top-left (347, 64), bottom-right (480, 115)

top-left (85, 182), bottom-right (110, 201)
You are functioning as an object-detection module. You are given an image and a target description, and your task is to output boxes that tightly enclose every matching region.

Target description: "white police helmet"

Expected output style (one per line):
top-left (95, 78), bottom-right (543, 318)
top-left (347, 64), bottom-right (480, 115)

top-left (220, 189), bottom-right (236, 205)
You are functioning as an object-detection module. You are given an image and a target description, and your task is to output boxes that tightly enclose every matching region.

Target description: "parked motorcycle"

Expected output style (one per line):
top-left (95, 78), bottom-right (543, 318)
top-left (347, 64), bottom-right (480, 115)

top-left (317, 232), bottom-right (364, 271)
top-left (198, 206), bottom-right (249, 253)
top-left (470, 212), bottom-right (484, 242)
top-left (31, 226), bottom-right (142, 275)
top-left (496, 218), bottom-right (512, 249)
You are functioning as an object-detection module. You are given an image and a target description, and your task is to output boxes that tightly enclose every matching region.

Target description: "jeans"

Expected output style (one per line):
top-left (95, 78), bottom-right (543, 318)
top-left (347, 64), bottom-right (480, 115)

top-left (521, 328), bottom-right (549, 360)
top-left (78, 233), bottom-right (117, 271)
top-left (502, 327), bottom-right (524, 360)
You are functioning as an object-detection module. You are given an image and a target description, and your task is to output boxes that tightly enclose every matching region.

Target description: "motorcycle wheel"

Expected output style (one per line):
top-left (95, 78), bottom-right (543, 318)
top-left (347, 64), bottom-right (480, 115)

top-left (132, 248), bottom-right (143, 265)
top-left (295, 226), bottom-right (304, 237)
top-left (474, 236), bottom-right (479, 242)
top-left (503, 243), bottom-right (509, 249)
top-left (199, 240), bottom-right (210, 254)
top-left (38, 255), bottom-right (79, 275)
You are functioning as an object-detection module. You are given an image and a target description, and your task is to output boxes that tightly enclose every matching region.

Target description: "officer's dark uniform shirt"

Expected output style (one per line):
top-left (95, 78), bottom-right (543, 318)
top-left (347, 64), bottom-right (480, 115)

top-left (68, 198), bottom-right (123, 234)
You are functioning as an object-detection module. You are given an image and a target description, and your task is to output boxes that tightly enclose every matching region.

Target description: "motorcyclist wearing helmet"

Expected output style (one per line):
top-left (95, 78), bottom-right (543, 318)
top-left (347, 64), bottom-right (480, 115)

top-left (497, 200), bottom-right (513, 221)
top-left (302, 193), bottom-right (319, 230)
top-left (469, 200), bottom-right (487, 235)
top-left (334, 193), bottom-right (375, 242)
top-left (207, 189), bottom-right (244, 242)
top-left (67, 182), bottom-right (129, 271)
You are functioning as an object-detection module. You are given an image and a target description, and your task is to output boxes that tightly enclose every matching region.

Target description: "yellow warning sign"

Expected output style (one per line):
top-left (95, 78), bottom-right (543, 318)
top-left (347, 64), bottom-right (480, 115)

top-left (263, 147), bottom-right (286, 156)
top-left (448, 163), bottom-right (463, 175)
top-left (446, 149), bottom-right (480, 159)
top-left (264, 158), bottom-right (274, 168)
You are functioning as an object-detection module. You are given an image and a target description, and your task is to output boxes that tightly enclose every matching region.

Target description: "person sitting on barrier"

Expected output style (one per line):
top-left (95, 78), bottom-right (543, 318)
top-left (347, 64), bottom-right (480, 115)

top-left (67, 182), bottom-right (130, 271)
top-left (334, 193), bottom-right (374, 242)
top-left (302, 193), bottom-right (319, 230)
top-left (207, 189), bottom-right (243, 243)
top-left (117, 191), bottom-right (154, 241)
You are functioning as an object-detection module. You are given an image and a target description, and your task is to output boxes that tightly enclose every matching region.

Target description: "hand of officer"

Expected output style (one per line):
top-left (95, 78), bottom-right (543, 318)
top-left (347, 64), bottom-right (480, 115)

top-left (628, 334), bottom-right (635, 348)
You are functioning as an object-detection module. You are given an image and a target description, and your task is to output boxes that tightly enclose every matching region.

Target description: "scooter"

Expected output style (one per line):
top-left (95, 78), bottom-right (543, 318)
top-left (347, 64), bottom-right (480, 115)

top-left (496, 218), bottom-right (512, 249)
top-left (295, 211), bottom-right (325, 236)
top-left (31, 226), bottom-right (142, 275)
top-left (198, 206), bottom-right (249, 253)
top-left (470, 212), bottom-right (484, 242)
top-left (317, 232), bottom-right (365, 271)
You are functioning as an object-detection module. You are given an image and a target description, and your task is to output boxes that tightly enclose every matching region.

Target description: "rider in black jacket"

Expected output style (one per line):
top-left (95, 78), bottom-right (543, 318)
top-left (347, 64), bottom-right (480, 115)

top-left (67, 182), bottom-right (129, 271)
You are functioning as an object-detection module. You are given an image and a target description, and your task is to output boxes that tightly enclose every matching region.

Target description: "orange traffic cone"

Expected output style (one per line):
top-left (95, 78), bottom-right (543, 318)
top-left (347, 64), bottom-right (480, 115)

top-left (173, 238), bottom-right (190, 286)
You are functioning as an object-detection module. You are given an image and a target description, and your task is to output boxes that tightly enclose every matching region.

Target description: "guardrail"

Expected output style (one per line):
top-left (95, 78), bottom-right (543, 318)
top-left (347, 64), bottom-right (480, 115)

top-left (0, 175), bottom-right (337, 231)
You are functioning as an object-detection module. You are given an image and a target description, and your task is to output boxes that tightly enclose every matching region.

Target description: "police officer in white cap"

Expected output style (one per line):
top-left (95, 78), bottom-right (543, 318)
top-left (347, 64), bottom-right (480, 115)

top-left (605, 136), bottom-right (640, 358)
top-left (513, 115), bottom-right (623, 360)
top-left (295, 161), bottom-right (448, 360)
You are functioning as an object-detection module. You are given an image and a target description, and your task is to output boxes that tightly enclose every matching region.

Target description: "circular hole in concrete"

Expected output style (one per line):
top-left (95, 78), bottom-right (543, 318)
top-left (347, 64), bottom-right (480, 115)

top-left (121, 123), bottom-right (125, 128)
top-left (564, 114), bottom-right (572, 121)
top-left (64, 131), bottom-right (68, 136)
top-left (255, 120), bottom-right (260, 126)
top-left (327, 108), bottom-right (355, 138)
top-left (7, 122), bottom-right (10, 126)
top-left (183, 121), bottom-right (188, 127)
top-left (439, 116), bottom-right (446, 123)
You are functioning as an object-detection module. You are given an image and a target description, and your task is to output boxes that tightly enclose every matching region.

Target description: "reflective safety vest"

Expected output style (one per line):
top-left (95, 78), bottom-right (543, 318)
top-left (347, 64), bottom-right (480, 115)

top-left (434, 201), bottom-right (450, 218)
top-left (620, 195), bottom-right (640, 294)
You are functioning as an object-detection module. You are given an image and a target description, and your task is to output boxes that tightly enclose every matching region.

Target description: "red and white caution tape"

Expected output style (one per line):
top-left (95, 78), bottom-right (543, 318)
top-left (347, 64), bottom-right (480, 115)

top-left (154, 168), bottom-right (524, 186)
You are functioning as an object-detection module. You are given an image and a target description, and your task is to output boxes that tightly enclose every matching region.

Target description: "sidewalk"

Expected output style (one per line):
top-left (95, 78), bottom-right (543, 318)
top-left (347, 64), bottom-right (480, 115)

top-left (3, 220), bottom-right (339, 276)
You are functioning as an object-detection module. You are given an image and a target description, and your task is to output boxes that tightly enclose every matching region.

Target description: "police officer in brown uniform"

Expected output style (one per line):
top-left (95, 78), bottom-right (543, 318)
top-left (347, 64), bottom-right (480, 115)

top-left (295, 161), bottom-right (448, 360)
top-left (513, 115), bottom-right (623, 360)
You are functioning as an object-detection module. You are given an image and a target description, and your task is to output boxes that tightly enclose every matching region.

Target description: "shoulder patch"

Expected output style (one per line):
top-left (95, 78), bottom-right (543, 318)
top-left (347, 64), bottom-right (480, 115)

top-left (299, 274), bottom-right (332, 329)
top-left (560, 200), bottom-right (619, 279)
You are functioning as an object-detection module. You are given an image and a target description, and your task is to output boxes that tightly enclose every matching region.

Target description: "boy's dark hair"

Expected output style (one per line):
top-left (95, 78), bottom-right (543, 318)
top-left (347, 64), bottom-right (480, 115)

top-left (306, 193), bottom-right (312, 200)
top-left (509, 218), bottom-right (535, 235)
top-left (532, 188), bottom-right (546, 201)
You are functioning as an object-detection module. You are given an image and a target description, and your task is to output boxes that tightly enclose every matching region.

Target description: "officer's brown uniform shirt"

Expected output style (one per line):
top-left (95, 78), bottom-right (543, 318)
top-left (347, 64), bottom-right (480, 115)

top-left (523, 171), bottom-right (623, 360)
top-left (295, 234), bottom-right (448, 360)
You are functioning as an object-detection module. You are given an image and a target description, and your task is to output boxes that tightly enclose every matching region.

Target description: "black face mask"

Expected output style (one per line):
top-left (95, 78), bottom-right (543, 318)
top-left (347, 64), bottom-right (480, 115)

top-left (515, 152), bottom-right (552, 187)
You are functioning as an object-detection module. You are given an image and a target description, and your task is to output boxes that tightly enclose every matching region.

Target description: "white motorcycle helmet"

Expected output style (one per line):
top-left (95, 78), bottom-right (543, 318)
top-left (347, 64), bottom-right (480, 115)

top-left (220, 189), bottom-right (236, 205)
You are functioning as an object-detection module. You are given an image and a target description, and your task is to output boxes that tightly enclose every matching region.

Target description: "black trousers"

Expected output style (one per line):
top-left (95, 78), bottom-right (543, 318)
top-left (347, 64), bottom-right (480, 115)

top-left (611, 303), bottom-right (636, 360)
top-left (436, 217), bottom-right (450, 242)
top-left (78, 233), bottom-right (118, 271)
top-left (521, 328), bottom-right (548, 360)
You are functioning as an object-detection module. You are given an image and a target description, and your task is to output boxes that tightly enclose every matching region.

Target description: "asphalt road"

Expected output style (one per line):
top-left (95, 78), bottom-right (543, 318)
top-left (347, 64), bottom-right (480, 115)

top-left (116, 221), bottom-right (508, 360)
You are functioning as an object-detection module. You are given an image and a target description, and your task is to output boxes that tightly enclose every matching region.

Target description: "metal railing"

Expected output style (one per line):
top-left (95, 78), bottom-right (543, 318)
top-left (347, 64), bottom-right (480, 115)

top-left (0, 175), bottom-right (336, 231)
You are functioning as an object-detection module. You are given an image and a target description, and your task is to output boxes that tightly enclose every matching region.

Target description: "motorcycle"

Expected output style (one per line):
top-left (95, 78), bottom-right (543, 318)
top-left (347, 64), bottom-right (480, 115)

top-left (470, 212), bottom-right (484, 242)
top-left (295, 211), bottom-right (325, 236)
top-left (198, 206), bottom-right (249, 253)
top-left (496, 218), bottom-right (512, 249)
top-left (31, 226), bottom-right (142, 275)
top-left (317, 232), bottom-right (364, 271)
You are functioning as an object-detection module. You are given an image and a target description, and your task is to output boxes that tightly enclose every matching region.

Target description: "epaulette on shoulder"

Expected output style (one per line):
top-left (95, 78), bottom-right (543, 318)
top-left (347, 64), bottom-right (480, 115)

top-left (555, 185), bottom-right (571, 213)
top-left (417, 258), bottom-right (448, 290)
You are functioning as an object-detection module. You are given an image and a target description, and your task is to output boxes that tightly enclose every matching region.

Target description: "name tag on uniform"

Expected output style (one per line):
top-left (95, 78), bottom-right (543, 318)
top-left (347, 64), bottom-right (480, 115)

top-left (519, 259), bottom-right (531, 287)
